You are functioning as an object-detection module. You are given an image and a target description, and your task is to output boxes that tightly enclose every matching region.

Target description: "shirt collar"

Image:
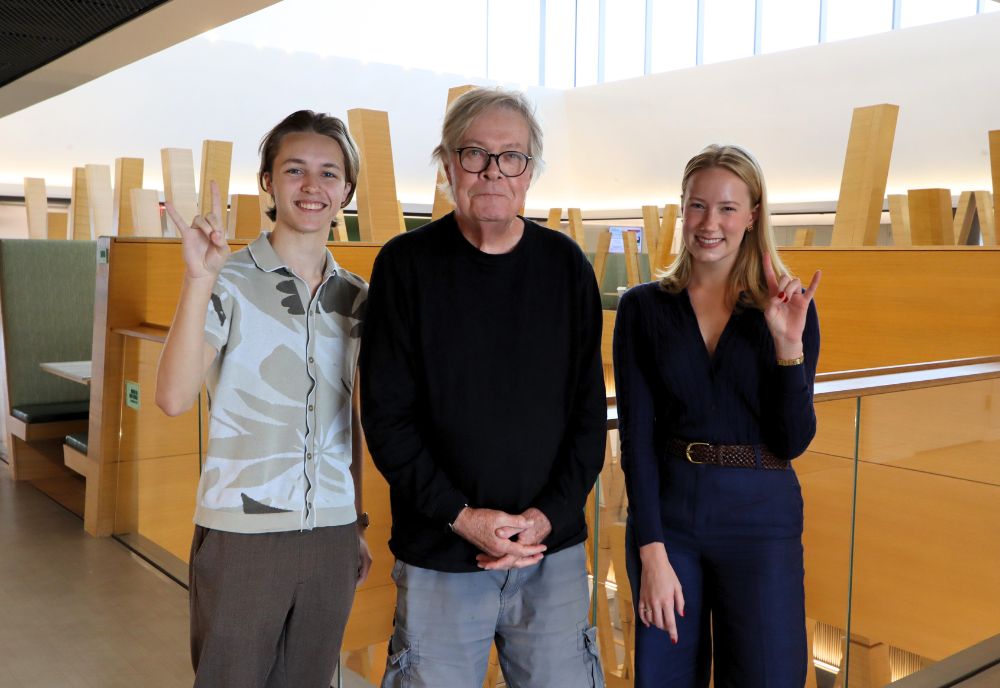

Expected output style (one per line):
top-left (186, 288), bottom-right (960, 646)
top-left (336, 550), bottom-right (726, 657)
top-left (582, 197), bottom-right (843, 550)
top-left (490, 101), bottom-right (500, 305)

top-left (247, 231), bottom-right (339, 279)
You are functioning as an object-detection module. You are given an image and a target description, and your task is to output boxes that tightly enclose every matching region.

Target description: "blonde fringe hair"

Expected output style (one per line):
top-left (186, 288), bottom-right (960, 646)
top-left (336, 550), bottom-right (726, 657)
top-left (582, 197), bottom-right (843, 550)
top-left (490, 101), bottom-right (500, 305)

top-left (659, 143), bottom-right (790, 312)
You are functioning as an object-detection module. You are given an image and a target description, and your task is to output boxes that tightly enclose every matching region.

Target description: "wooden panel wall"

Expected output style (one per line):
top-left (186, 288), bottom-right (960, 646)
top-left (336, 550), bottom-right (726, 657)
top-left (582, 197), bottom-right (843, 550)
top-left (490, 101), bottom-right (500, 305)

top-left (887, 194), bottom-right (910, 246)
top-left (85, 164), bottom-right (114, 238)
top-left (198, 140), bottom-right (233, 227)
top-left (990, 130), bottom-right (1000, 238)
top-left (46, 212), bottom-right (68, 240)
top-left (228, 194), bottom-right (263, 240)
top-left (161, 148), bottom-right (197, 238)
top-left (780, 247), bottom-right (1000, 374)
top-left (348, 109), bottom-right (403, 244)
top-left (431, 84), bottom-right (477, 221)
top-left (831, 104), bottom-right (899, 246)
top-left (129, 189), bottom-right (162, 238)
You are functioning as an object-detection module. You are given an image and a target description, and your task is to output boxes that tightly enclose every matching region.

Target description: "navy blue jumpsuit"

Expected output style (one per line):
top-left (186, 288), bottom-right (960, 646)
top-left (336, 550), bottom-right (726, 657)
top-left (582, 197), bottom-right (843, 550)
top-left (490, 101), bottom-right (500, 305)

top-left (613, 281), bottom-right (820, 688)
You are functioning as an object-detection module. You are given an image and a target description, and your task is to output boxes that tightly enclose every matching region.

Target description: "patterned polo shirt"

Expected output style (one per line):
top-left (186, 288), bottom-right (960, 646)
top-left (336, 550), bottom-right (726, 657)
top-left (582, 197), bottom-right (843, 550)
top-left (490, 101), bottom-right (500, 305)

top-left (195, 232), bottom-right (367, 533)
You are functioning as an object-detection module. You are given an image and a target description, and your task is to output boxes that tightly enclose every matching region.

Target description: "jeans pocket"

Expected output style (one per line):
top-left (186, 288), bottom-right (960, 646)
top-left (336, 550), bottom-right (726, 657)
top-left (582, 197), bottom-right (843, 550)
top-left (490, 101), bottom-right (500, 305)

top-left (583, 625), bottom-right (605, 688)
top-left (382, 629), bottom-right (415, 687)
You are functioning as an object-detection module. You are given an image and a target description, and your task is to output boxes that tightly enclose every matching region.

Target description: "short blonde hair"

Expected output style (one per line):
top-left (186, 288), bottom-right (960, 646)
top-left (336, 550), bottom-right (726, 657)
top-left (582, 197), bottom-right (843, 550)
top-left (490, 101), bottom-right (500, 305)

top-left (432, 87), bottom-right (544, 201)
top-left (660, 144), bottom-right (790, 311)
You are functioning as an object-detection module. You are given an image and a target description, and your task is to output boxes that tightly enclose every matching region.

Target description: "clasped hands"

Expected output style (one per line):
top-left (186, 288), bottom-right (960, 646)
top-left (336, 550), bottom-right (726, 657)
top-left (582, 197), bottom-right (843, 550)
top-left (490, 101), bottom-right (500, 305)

top-left (451, 506), bottom-right (551, 570)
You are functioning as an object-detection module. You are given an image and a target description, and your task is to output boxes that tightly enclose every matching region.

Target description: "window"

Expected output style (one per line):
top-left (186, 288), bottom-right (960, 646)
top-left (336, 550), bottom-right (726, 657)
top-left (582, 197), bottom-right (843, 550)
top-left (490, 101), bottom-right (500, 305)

top-left (702, 0), bottom-right (756, 65)
top-left (761, 0), bottom-right (820, 54)
top-left (649, 0), bottom-right (698, 73)
top-left (899, 0), bottom-right (978, 28)
top-left (575, 0), bottom-right (600, 86)
top-left (543, 0), bottom-right (576, 87)
top-left (488, 0), bottom-right (541, 85)
top-left (825, 0), bottom-right (893, 42)
top-left (604, 0), bottom-right (646, 81)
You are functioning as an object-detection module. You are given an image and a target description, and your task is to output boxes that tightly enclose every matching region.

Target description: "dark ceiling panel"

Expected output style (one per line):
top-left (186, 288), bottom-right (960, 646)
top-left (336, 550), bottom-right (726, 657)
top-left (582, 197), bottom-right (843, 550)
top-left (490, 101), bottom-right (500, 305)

top-left (0, 0), bottom-right (172, 88)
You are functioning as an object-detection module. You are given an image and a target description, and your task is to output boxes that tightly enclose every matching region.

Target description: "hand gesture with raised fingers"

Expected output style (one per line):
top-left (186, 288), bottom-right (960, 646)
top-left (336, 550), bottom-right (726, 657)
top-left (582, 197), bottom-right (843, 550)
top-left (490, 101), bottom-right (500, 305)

top-left (165, 180), bottom-right (230, 281)
top-left (762, 252), bottom-right (821, 359)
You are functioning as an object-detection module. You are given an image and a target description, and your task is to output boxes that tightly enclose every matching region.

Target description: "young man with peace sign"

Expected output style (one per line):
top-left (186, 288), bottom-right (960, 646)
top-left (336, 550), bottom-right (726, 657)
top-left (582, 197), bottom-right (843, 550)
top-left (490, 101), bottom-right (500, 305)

top-left (156, 110), bottom-right (370, 688)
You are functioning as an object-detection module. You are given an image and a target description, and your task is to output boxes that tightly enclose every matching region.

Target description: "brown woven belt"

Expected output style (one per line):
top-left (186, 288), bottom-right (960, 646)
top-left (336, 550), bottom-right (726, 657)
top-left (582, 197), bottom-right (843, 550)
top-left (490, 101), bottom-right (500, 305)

top-left (667, 438), bottom-right (788, 470)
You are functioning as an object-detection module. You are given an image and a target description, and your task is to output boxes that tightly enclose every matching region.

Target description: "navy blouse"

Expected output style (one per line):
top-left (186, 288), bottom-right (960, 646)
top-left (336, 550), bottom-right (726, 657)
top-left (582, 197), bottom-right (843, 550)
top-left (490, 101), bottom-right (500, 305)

top-left (612, 281), bottom-right (820, 548)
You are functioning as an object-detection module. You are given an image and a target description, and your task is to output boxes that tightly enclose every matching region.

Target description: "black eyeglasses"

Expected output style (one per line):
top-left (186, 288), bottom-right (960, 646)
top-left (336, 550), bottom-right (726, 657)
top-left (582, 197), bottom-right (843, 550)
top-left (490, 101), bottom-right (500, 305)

top-left (454, 147), bottom-right (532, 178)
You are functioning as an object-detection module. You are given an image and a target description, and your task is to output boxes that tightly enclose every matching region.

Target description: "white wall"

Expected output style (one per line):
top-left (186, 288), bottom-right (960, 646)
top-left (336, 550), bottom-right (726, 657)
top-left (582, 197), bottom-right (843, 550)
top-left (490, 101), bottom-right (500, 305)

top-left (0, 12), bottom-right (997, 219)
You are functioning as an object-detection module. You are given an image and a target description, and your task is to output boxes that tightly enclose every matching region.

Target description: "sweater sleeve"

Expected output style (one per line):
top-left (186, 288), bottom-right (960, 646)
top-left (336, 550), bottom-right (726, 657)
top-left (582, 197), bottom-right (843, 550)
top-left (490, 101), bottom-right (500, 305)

top-left (613, 287), bottom-right (665, 548)
top-left (531, 252), bottom-right (608, 537)
top-left (764, 300), bottom-right (821, 460)
top-left (359, 245), bottom-right (468, 526)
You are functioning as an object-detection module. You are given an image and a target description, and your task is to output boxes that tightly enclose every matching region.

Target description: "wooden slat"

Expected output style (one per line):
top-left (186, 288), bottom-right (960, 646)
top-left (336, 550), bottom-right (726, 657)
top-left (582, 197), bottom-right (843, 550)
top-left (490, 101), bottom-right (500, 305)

top-left (258, 189), bottom-right (275, 231)
top-left (199, 140), bottom-right (233, 227)
top-left (348, 108), bottom-right (404, 243)
top-left (652, 204), bottom-right (678, 274)
top-left (975, 190), bottom-right (995, 245)
top-left (227, 194), bottom-right (263, 240)
top-left (431, 84), bottom-right (478, 221)
top-left (952, 191), bottom-right (977, 245)
top-left (908, 188), bottom-right (953, 245)
top-left (23, 177), bottom-right (48, 239)
top-left (593, 230), bottom-right (611, 290)
top-left (46, 212), bottom-right (68, 240)
top-left (161, 148), bottom-right (197, 238)
top-left (623, 230), bottom-right (641, 287)
top-left (69, 167), bottom-right (91, 240)
top-left (129, 189), bottom-right (162, 238)
top-left (641, 205), bottom-right (660, 273)
top-left (332, 209), bottom-right (348, 242)
top-left (85, 164), bottom-right (114, 238)
top-left (793, 228), bottom-right (816, 247)
top-left (114, 157), bottom-right (144, 237)
top-left (547, 207), bottom-right (562, 230)
top-left (888, 194), bottom-right (911, 246)
top-left (567, 207), bottom-right (585, 247)
top-left (831, 104), bottom-right (899, 246)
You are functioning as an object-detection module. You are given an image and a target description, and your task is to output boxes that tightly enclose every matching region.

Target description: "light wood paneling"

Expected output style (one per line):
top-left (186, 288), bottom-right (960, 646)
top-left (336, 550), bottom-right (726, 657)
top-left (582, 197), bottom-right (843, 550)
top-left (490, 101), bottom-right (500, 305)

top-left (953, 191), bottom-right (977, 245)
top-left (129, 189), bottom-right (162, 237)
top-left (23, 177), bottom-right (48, 240)
top-left (85, 164), bottom-right (114, 238)
top-left (907, 188), bottom-right (954, 245)
top-left (332, 209), bottom-right (348, 242)
top-left (431, 84), bottom-right (477, 221)
top-left (652, 204), bottom-right (678, 275)
top-left (887, 194), bottom-right (911, 246)
top-left (348, 108), bottom-right (403, 243)
top-left (779, 247), bottom-right (1000, 373)
top-left (258, 189), bottom-right (275, 232)
top-left (198, 140), bottom-right (233, 227)
top-left (69, 167), bottom-right (91, 241)
top-left (990, 130), bottom-right (1000, 239)
top-left (227, 193), bottom-right (263, 240)
top-left (831, 104), bottom-right (898, 246)
top-left (161, 148), bottom-right (197, 238)
top-left (641, 205), bottom-right (660, 259)
top-left (114, 157), bottom-right (144, 237)
top-left (46, 212), bottom-right (68, 240)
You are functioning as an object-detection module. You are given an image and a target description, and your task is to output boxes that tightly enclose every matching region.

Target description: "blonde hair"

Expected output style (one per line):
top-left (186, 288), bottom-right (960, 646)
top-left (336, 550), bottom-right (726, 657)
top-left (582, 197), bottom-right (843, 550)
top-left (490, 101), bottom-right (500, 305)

top-left (659, 144), bottom-right (789, 311)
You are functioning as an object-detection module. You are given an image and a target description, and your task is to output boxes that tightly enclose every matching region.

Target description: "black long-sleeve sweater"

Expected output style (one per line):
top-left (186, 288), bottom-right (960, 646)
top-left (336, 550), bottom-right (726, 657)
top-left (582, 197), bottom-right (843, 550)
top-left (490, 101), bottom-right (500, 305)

top-left (359, 213), bottom-right (607, 572)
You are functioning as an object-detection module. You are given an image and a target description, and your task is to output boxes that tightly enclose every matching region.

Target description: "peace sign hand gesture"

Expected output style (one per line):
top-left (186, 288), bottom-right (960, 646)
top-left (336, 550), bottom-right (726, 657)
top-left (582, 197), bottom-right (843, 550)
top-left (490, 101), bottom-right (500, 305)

top-left (165, 180), bottom-right (230, 281)
top-left (763, 252), bottom-right (821, 360)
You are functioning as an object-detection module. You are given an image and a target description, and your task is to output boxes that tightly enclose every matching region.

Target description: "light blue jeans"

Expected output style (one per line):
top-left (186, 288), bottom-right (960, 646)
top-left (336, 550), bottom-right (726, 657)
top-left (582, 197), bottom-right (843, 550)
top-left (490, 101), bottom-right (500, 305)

top-left (381, 543), bottom-right (604, 688)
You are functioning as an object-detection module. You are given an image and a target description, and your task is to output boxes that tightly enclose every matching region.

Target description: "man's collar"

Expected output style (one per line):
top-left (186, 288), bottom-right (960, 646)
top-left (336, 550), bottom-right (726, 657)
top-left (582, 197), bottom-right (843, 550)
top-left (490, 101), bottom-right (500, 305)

top-left (247, 231), bottom-right (339, 278)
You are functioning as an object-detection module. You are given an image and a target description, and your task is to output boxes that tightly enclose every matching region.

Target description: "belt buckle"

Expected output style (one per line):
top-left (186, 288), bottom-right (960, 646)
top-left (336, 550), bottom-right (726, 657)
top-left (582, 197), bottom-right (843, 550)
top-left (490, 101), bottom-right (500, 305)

top-left (685, 442), bottom-right (711, 464)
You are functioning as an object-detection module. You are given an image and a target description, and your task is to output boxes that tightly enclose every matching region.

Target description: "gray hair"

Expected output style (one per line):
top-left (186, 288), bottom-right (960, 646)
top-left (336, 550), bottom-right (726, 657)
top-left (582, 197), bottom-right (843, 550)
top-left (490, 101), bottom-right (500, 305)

top-left (432, 87), bottom-right (545, 201)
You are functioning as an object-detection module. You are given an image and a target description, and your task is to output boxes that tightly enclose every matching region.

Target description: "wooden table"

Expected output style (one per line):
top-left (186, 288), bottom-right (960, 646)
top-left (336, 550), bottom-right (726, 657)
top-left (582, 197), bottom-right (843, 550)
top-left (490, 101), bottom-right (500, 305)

top-left (39, 360), bottom-right (92, 386)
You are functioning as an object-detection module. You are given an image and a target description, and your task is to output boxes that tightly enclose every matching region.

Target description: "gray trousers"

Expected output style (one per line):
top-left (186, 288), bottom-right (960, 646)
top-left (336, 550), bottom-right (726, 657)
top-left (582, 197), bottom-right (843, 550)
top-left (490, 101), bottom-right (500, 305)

top-left (382, 543), bottom-right (604, 688)
top-left (189, 524), bottom-right (358, 688)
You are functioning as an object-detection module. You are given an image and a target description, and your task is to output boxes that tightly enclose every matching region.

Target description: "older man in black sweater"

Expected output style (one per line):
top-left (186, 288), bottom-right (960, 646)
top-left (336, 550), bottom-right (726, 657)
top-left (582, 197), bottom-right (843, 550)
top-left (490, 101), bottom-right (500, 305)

top-left (360, 88), bottom-right (607, 687)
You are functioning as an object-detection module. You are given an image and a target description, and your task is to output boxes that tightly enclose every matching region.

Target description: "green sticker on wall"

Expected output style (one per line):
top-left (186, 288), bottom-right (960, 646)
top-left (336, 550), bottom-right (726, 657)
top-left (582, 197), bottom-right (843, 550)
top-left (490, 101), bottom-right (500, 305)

top-left (125, 381), bottom-right (140, 410)
top-left (98, 247), bottom-right (109, 264)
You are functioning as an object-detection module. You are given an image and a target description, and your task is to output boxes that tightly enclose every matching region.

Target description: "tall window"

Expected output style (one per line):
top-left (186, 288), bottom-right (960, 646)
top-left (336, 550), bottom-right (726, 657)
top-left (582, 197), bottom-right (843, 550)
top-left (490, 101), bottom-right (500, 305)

top-left (543, 0), bottom-right (577, 87)
top-left (603, 0), bottom-right (646, 82)
top-left (649, 0), bottom-right (698, 73)
top-left (760, 0), bottom-right (820, 54)
top-left (825, 0), bottom-right (893, 42)
top-left (574, 0), bottom-right (601, 86)
top-left (488, 0), bottom-right (541, 84)
top-left (899, 0), bottom-right (978, 28)
top-left (702, 0), bottom-right (756, 65)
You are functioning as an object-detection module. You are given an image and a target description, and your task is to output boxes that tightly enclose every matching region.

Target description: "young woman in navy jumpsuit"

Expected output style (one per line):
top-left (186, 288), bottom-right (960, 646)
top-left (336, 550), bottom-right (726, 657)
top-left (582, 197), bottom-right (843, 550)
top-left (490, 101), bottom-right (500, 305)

top-left (613, 144), bottom-right (821, 687)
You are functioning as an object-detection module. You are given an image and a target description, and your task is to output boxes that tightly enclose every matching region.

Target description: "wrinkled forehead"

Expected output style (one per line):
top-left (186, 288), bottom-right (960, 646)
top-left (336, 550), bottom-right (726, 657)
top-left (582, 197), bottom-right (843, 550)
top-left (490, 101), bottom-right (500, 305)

top-left (457, 106), bottom-right (532, 149)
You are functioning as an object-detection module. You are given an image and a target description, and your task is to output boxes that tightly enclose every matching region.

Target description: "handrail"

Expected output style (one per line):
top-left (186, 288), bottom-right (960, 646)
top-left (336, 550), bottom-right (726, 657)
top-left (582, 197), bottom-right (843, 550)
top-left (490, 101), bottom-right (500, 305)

top-left (815, 356), bottom-right (1000, 402)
